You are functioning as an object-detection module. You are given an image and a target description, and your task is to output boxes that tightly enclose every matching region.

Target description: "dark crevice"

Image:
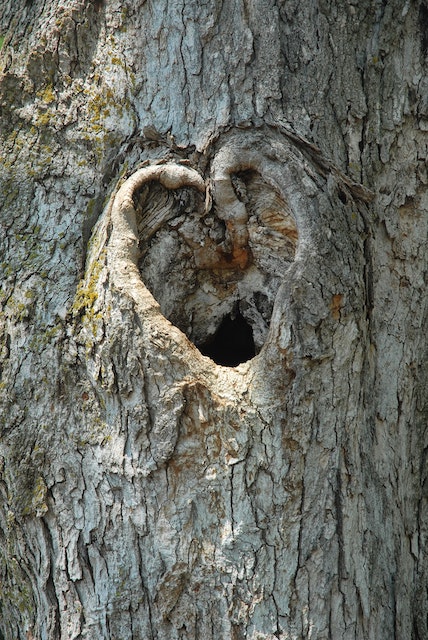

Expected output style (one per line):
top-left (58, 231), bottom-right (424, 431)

top-left (338, 188), bottom-right (348, 204)
top-left (198, 311), bottom-right (256, 367)
top-left (420, 3), bottom-right (428, 58)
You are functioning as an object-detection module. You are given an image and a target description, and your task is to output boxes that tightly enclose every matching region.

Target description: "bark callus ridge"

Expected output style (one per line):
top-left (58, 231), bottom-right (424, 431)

top-left (133, 139), bottom-right (298, 366)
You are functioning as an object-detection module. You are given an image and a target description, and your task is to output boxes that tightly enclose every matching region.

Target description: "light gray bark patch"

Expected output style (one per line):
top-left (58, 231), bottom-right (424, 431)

top-left (150, 386), bottom-right (186, 465)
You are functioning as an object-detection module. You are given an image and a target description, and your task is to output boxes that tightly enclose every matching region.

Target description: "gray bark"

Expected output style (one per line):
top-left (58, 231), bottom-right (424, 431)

top-left (0, 1), bottom-right (427, 639)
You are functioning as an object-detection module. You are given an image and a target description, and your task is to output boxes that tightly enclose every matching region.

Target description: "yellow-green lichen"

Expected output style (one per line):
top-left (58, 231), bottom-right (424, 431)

top-left (85, 197), bottom-right (98, 219)
top-left (28, 322), bottom-right (62, 352)
top-left (21, 475), bottom-right (48, 517)
top-left (34, 109), bottom-right (55, 128)
top-left (36, 84), bottom-right (56, 104)
top-left (3, 296), bottom-right (33, 323)
top-left (120, 6), bottom-right (128, 30)
top-left (71, 249), bottom-right (106, 338)
top-left (87, 87), bottom-right (114, 130)
top-left (1, 571), bottom-right (33, 620)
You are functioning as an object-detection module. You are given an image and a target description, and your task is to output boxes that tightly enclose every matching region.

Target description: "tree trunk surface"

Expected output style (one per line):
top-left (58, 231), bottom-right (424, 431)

top-left (0, 1), bottom-right (427, 639)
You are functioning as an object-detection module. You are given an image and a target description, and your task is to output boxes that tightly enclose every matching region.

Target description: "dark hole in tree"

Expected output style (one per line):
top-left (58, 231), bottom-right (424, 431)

top-left (198, 311), bottom-right (256, 367)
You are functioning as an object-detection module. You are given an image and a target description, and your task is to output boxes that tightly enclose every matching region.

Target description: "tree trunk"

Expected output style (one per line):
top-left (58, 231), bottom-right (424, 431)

top-left (0, 1), bottom-right (427, 638)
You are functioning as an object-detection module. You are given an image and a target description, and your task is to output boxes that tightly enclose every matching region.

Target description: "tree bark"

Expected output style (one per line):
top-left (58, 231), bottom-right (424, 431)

top-left (0, 1), bottom-right (427, 639)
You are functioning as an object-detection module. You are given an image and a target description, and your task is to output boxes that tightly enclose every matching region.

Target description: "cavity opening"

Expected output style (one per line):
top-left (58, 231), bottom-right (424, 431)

top-left (198, 311), bottom-right (256, 367)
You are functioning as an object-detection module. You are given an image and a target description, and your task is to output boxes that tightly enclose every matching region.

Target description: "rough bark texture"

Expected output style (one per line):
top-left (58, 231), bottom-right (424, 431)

top-left (0, 1), bottom-right (427, 639)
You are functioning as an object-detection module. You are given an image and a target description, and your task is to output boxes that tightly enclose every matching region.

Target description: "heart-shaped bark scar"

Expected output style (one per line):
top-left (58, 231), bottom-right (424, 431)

top-left (104, 135), bottom-right (298, 367)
